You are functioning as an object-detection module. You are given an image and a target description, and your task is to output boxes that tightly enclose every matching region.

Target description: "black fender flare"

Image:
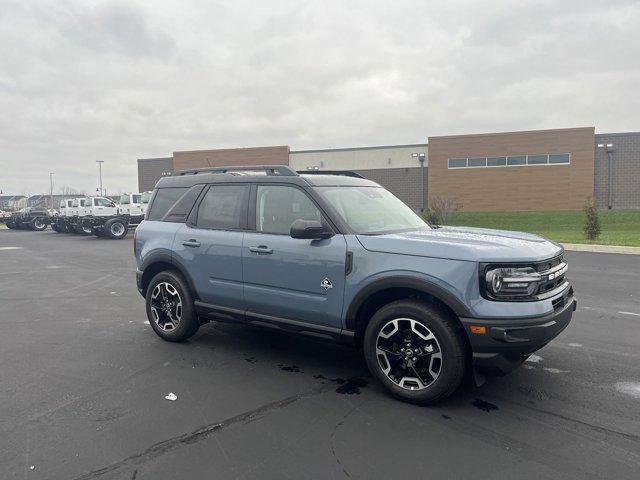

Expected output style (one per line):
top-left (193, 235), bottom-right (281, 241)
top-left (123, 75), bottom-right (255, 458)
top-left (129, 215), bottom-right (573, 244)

top-left (140, 251), bottom-right (199, 298)
top-left (344, 276), bottom-right (472, 331)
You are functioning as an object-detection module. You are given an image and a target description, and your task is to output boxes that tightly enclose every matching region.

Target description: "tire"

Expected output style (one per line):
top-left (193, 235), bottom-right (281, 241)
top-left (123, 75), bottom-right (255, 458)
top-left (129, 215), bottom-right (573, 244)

top-left (145, 270), bottom-right (199, 342)
top-left (363, 299), bottom-right (467, 405)
top-left (51, 223), bottom-right (60, 233)
top-left (30, 218), bottom-right (47, 231)
top-left (6, 219), bottom-right (15, 229)
top-left (104, 218), bottom-right (128, 239)
top-left (91, 227), bottom-right (105, 237)
top-left (74, 223), bottom-right (92, 235)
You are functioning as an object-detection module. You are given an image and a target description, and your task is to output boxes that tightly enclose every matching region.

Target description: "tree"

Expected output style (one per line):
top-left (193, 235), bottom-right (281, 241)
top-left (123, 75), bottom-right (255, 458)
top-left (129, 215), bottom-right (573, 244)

top-left (583, 197), bottom-right (601, 241)
top-left (423, 197), bottom-right (459, 226)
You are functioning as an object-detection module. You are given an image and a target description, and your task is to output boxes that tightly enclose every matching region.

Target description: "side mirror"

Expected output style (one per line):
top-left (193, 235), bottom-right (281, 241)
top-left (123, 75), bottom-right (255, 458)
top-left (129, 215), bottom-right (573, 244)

top-left (290, 219), bottom-right (333, 240)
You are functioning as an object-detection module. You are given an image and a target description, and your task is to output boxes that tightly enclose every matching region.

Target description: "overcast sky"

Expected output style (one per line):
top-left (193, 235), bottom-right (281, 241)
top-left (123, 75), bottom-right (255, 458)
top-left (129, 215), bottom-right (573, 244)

top-left (1, 0), bottom-right (639, 195)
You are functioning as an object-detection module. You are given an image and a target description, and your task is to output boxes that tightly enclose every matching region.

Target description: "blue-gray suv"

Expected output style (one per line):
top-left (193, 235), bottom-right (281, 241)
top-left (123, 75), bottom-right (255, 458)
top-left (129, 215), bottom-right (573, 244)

top-left (135, 165), bottom-right (576, 404)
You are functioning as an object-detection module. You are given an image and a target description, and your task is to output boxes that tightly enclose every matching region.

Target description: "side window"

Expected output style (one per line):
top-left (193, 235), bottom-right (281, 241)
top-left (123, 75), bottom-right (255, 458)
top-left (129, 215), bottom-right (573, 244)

top-left (256, 185), bottom-right (322, 235)
top-left (147, 188), bottom-right (188, 221)
top-left (196, 185), bottom-right (248, 230)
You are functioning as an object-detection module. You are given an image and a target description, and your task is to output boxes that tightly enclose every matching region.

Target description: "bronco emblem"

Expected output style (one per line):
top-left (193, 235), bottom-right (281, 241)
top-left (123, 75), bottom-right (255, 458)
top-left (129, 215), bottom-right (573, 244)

top-left (320, 278), bottom-right (333, 290)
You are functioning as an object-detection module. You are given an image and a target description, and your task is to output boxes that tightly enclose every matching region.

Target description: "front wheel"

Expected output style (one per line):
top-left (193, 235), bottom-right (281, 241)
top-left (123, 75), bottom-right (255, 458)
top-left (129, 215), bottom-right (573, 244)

top-left (363, 299), bottom-right (467, 405)
top-left (30, 218), bottom-right (47, 231)
top-left (145, 270), bottom-right (199, 342)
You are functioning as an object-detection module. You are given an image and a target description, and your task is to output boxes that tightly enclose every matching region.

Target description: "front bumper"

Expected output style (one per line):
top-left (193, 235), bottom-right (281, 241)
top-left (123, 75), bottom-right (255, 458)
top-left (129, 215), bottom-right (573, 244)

top-left (460, 294), bottom-right (576, 375)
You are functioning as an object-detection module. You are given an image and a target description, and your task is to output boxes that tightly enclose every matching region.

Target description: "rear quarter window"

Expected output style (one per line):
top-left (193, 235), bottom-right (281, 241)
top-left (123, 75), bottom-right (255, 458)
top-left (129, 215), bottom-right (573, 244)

top-left (147, 188), bottom-right (189, 221)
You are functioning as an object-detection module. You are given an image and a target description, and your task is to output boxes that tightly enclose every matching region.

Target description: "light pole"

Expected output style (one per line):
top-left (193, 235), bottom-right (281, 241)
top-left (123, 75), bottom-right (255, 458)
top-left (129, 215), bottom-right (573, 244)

top-left (412, 152), bottom-right (427, 211)
top-left (96, 161), bottom-right (104, 196)
top-left (596, 143), bottom-right (614, 209)
top-left (49, 172), bottom-right (54, 210)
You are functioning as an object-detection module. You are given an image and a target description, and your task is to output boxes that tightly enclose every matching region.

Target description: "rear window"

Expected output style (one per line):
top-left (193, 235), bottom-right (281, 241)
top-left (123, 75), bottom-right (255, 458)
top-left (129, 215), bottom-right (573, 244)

top-left (147, 188), bottom-right (188, 221)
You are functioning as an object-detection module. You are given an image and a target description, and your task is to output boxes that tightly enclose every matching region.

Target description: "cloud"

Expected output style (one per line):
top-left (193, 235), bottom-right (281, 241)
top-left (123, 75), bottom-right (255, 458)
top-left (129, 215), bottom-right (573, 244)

top-left (0, 0), bottom-right (639, 194)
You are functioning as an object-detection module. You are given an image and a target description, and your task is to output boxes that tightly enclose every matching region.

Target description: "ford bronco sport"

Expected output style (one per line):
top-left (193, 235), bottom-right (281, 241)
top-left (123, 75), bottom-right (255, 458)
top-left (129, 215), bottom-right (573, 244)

top-left (135, 165), bottom-right (575, 404)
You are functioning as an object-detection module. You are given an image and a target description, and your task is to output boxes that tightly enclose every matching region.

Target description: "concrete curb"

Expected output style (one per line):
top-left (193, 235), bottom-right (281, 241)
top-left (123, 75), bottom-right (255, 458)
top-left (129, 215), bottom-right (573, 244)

top-left (562, 243), bottom-right (640, 255)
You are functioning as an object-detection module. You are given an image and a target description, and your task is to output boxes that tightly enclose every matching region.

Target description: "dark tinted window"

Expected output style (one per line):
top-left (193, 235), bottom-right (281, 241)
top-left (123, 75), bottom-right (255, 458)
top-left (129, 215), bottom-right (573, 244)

top-left (147, 188), bottom-right (188, 221)
top-left (196, 185), bottom-right (247, 230)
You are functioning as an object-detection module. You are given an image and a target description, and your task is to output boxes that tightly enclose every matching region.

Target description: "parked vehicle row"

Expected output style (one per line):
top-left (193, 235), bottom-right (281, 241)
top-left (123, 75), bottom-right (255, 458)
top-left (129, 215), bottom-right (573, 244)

top-left (5, 192), bottom-right (152, 239)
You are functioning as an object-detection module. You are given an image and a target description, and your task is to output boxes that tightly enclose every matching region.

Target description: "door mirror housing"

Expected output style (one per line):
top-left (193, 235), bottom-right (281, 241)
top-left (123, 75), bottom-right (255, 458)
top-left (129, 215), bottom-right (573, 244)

top-left (290, 219), bottom-right (333, 240)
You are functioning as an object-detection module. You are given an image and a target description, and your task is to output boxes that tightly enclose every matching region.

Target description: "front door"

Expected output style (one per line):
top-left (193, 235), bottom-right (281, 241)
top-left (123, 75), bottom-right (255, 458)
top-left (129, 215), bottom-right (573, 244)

top-left (172, 184), bottom-right (249, 310)
top-left (242, 184), bottom-right (347, 328)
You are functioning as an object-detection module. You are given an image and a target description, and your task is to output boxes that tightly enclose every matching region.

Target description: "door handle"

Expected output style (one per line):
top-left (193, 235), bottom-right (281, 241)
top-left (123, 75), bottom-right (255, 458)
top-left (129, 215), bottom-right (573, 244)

top-left (249, 245), bottom-right (273, 254)
top-left (182, 239), bottom-right (201, 248)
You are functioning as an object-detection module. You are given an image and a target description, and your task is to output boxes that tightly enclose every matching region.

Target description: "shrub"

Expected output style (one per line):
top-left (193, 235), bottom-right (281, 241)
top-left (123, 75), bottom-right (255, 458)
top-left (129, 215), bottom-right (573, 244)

top-left (424, 197), bottom-right (459, 226)
top-left (583, 197), bottom-right (601, 241)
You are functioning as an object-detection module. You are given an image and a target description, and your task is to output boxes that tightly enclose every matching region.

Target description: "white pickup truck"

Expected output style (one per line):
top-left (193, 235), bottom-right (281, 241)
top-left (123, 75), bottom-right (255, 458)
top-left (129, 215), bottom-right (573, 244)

top-left (52, 197), bottom-right (117, 235)
top-left (81, 192), bottom-right (151, 239)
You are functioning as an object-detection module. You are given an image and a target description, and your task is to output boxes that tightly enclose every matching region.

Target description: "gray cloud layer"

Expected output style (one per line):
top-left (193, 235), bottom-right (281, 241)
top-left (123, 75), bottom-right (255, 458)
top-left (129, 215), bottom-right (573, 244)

top-left (1, 0), bottom-right (639, 195)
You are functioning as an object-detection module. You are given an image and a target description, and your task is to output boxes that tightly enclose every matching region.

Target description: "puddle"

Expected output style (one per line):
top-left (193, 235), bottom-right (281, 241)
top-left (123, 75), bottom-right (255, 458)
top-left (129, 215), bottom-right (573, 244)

top-left (472, 398), bottom-right (499, 412)
top-left (277, 364), bottom-right (303, 373)
top-left (335, 377), bottom-right (368, 395)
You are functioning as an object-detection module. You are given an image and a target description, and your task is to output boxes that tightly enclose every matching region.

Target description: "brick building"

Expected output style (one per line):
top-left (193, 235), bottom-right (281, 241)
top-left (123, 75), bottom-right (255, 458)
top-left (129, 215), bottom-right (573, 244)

top-left (137, 127), bottom-right (640, 211)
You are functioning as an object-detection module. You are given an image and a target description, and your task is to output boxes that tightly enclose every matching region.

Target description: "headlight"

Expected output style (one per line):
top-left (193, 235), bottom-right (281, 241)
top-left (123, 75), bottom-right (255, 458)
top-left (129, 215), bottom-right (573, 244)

top-left (484, 266), bottom-right (542, 299)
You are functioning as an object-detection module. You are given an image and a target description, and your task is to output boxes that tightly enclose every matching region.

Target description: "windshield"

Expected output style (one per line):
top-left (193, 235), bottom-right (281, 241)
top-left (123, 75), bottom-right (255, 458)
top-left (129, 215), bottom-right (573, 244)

top-left (141, 192), bottom-right (152, 204)
top-left (317, 186), bottom-right (429, 234)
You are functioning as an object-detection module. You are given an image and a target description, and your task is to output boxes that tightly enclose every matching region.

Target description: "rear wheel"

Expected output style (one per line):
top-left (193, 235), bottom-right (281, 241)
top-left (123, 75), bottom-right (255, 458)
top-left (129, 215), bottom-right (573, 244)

top-left (6, 219), bottom-right (16, 229)
top-left (104, 218), bottom-right (127, 239)
top-left (363, 299), bottom-right (466, 405)
top-left (51, 223), bottom-right (60, 232)
top-left (146, 270), bottom-right (199, 342)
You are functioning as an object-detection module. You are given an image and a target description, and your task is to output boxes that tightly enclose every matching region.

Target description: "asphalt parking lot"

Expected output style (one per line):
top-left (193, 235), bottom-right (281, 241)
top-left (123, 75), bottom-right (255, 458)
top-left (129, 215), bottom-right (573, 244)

top-left (1, 229), bottom-right (639, 479)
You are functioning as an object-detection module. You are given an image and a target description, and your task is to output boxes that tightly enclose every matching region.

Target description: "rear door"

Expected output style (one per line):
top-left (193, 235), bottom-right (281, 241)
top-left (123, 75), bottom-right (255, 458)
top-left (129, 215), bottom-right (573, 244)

top-left (172, 184), bottom-right (249, 310)
top-left (242, 184), bottom-right (347, 328)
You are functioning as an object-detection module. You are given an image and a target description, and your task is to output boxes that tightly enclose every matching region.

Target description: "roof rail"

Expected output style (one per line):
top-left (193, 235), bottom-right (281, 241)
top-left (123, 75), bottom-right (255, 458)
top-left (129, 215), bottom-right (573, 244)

top-left (173, 165), bottom-right (298, 177)
top-left (297, 170), bottom-right (364, 179)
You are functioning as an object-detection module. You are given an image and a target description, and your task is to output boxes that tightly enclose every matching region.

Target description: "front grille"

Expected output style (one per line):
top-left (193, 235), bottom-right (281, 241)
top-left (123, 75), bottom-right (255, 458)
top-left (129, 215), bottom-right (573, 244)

top-left (534, 255), bottom-right (569, 298)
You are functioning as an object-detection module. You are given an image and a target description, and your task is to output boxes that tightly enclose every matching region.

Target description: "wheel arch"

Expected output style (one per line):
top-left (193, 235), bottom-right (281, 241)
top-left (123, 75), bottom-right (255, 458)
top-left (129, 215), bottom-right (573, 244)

top-left (345, 277), bottom-right (472, 346)
top-left (140, 253), bottom-right (199, 299)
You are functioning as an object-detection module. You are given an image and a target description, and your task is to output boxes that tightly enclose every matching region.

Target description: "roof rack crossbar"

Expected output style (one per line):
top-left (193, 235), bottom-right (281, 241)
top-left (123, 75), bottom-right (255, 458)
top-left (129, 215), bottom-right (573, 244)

top-left (297, 170), bottom-right (365, 179)
top-left (174, 165), bottom-right (298, 177)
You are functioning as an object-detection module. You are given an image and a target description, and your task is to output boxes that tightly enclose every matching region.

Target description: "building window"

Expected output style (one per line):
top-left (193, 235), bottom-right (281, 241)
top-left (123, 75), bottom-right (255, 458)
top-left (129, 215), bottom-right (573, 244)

top-left (448, 153), bottom-right (571, 169)
top-left (548, 153), bottom-right (570, 164)
top-left (448, 158), bottom-right (467, 168)
top-left (507, 156), bottom-right (527, 166)
top-left (468, 157), bottom-right (487, 167)
top-left (487, 156), bottom-right (506, 166)
top-left (527, 154), bottom-right (548, 165)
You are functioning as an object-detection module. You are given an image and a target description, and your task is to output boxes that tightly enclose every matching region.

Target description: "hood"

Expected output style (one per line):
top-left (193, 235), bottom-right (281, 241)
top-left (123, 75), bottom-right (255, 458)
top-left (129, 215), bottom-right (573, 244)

top-left (356, 226), bottom-right (563, 263)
